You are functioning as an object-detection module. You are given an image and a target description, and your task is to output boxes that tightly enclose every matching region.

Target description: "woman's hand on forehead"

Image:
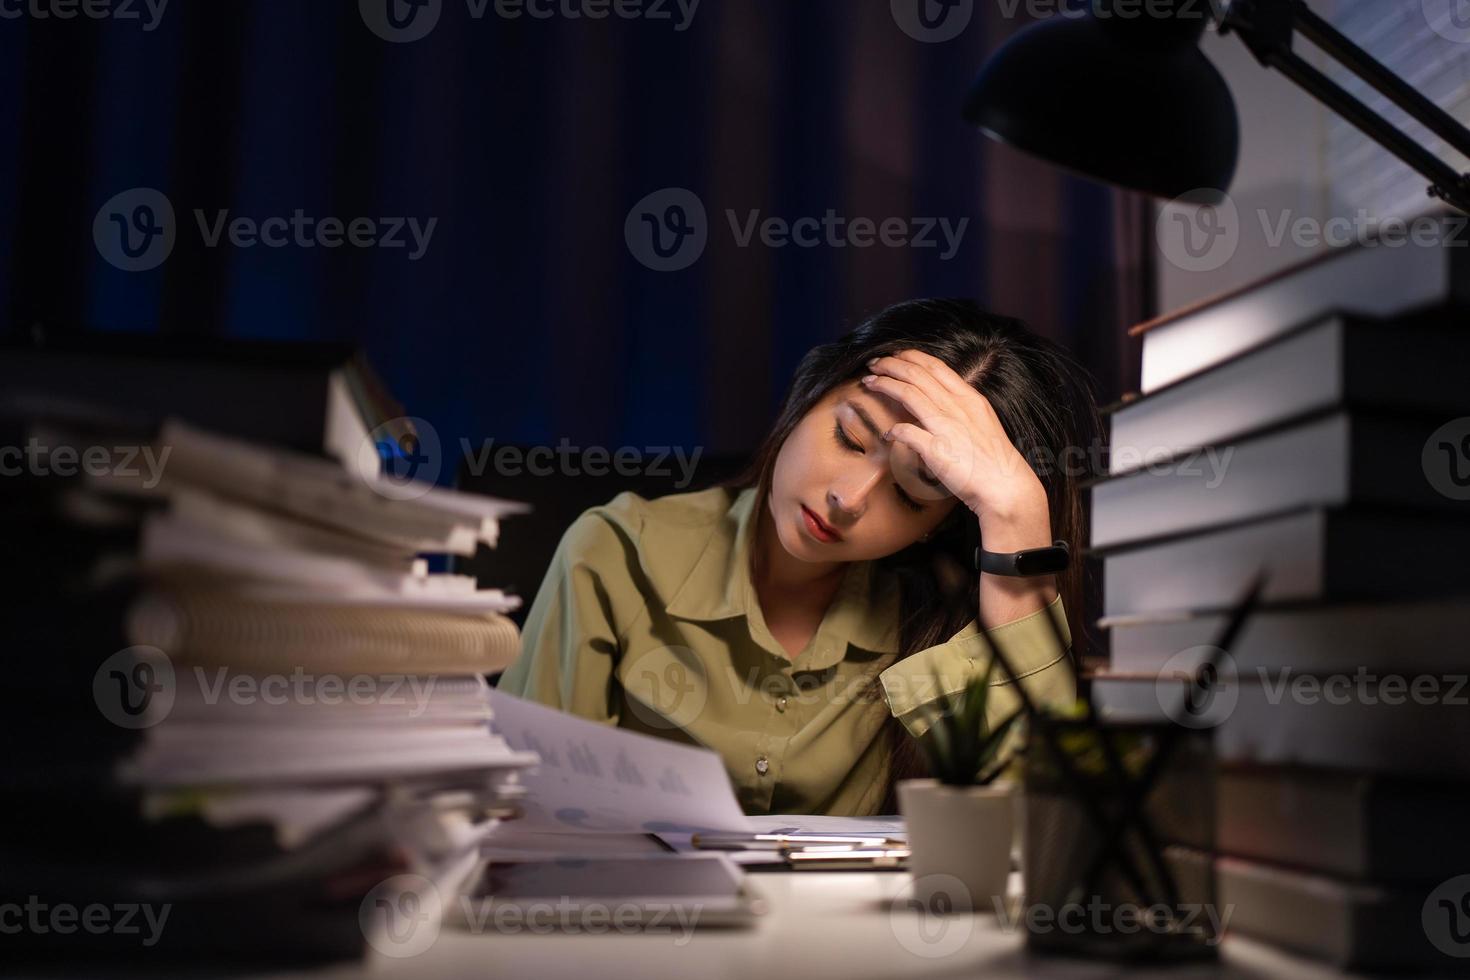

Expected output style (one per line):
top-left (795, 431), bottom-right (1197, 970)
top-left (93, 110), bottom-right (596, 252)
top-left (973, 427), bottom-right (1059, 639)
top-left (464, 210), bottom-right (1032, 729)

top-left (859, 348), bottom-right (1047, 525)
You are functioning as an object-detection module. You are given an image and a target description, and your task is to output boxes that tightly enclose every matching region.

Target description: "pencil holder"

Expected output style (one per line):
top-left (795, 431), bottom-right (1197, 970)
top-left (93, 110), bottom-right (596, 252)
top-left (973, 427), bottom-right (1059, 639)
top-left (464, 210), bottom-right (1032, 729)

top-left (1018, 718), bottom-right (1218, 963)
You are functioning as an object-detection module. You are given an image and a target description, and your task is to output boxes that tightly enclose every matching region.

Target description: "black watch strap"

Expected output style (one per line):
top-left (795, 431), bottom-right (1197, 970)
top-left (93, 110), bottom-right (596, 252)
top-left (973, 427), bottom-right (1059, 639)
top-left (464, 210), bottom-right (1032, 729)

top-left (973, 539), bottom-right (1070, 577)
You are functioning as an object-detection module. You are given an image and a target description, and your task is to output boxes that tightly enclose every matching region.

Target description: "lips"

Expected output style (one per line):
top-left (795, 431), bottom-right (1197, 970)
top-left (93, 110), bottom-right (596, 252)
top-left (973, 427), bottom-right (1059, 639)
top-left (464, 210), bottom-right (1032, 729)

top-left (801, 504), bottom-right (843, 542)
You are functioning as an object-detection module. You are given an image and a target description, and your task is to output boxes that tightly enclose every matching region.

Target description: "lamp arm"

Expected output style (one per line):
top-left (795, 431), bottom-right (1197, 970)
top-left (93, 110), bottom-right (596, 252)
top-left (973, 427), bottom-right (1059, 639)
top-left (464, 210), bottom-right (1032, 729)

top-left (1218, 0), bottom-right (1470, 213)
top-left (1292, 3), bottom-right (1470, 159)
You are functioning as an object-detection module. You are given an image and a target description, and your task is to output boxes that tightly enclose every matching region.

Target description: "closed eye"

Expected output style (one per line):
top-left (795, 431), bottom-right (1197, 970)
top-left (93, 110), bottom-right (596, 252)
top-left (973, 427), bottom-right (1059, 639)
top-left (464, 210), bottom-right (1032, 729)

top-left (832, 422), bottom-right (926, 513)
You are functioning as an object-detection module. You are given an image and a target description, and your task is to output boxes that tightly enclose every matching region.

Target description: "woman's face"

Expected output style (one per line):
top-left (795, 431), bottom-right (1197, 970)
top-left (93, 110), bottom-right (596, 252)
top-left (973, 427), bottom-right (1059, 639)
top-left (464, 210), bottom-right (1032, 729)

top-left (769, 378), bottom-right (962, 563)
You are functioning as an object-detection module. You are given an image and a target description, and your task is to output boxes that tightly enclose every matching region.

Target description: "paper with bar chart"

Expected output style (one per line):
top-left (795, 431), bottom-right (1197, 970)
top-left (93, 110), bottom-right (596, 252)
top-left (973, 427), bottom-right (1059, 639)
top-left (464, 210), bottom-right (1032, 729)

top-left (486, 688), bottom-right (755, 835)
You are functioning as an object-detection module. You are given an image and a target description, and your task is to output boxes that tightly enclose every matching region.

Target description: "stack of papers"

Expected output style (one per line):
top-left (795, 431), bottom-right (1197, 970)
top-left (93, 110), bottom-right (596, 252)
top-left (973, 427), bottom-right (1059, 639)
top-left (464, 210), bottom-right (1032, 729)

top-left (96, 418), bottom-right (541, 952)
top-left (485, 688), bottom-right (754, 835)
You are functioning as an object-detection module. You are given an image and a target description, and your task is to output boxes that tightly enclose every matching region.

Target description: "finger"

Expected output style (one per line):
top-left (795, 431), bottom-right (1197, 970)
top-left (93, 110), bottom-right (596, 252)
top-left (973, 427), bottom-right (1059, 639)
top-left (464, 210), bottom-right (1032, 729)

top-left (889, 348), bottom-right (999, 431)
top-left (866, 354), bottom-right (963, 417)
top-left (881, 420), bottom-right (936, 459)
top-left (884, 419), bottom-right (977, 504)
top-left (861, 373), bottom-right (945, 431)
top-left (890, 349), bottom-right (980, 405)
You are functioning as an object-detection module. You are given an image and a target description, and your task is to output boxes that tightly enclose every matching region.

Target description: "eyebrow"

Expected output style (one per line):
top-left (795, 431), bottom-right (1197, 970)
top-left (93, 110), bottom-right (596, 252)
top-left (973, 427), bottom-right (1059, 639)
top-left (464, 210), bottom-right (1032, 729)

top-left (841, 399), bottom-right (945, 489)
top-left (844, 398), bottom-right (884, 440)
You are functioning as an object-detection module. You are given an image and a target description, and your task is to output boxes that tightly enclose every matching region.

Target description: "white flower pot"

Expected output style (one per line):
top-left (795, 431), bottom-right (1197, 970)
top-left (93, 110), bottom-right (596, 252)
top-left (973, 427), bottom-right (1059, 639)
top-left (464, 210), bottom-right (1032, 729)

top-left (897, 777), bottom-right (1015, 913)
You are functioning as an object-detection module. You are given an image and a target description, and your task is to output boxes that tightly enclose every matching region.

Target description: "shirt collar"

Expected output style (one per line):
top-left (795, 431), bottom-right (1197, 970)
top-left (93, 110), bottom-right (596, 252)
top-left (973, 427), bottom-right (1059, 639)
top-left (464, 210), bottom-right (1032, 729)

top-left (664, 485), bottom-right (902, 666)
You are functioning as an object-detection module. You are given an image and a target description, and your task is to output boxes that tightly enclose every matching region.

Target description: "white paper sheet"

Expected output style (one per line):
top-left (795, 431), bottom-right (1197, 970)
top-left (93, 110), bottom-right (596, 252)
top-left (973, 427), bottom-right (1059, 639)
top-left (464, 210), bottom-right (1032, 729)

top-left (486, 689), bottom-right (755, 835)
top-left (479, 827), bottom-right (674, 859)
top-left (745, 814), bottom-right (907, 838)
top-left (643, 832), bottom-right (790, 867)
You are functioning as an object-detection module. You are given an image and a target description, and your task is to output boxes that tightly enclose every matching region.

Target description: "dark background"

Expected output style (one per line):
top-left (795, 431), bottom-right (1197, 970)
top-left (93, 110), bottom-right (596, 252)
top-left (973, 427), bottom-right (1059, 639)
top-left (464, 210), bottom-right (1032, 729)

top-left (0, 0), bottom-right (1148, 460)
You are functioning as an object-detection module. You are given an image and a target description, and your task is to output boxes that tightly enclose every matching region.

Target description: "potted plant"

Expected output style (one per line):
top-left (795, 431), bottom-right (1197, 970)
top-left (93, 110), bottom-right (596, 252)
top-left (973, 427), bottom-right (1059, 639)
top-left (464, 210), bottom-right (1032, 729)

top-left (896, 658), bottom-right (1023, 913)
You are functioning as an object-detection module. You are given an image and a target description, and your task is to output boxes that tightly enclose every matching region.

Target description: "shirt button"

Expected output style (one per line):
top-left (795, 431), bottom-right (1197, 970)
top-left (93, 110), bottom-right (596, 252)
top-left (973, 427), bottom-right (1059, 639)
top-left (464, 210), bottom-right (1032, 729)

top-left (755, 755), bottom-right (769, 776)
top-left (775, 696), bottom-right (788, 713)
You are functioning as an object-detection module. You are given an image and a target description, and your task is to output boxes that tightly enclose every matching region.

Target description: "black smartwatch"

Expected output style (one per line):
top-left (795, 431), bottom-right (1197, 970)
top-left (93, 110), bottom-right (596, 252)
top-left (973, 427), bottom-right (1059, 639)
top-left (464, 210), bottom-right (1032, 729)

top-left (974, 539), bottom-right (1070, 577)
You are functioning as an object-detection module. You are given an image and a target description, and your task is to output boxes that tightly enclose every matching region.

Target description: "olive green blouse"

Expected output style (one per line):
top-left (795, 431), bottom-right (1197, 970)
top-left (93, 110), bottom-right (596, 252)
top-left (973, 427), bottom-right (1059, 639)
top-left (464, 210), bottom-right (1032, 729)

top-left (494, 484), bottom-right (1074, 816)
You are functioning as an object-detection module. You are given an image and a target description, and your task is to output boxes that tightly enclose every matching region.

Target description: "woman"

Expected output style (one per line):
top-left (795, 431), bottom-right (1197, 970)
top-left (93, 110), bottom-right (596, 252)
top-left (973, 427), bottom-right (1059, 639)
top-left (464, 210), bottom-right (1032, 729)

top-left (495, 298), bottom-right (1102, 816)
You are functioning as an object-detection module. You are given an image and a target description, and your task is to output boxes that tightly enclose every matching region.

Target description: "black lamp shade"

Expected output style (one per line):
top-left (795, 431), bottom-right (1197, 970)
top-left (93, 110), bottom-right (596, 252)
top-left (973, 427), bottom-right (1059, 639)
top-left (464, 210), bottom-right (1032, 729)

top-left (963, 12), bottom-right (1240, 203)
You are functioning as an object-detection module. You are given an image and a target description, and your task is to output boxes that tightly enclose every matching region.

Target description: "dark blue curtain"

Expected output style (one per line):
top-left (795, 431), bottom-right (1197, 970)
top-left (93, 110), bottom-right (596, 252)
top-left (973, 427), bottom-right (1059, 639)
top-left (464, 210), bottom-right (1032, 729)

top-left (0, 0), bottom-right (1147, 457)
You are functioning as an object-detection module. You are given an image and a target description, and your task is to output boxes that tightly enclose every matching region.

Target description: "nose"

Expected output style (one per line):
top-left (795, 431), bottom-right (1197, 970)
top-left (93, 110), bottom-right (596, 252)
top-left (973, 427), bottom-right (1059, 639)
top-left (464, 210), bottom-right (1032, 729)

top-left (827, 464), bottom-right (884, 521)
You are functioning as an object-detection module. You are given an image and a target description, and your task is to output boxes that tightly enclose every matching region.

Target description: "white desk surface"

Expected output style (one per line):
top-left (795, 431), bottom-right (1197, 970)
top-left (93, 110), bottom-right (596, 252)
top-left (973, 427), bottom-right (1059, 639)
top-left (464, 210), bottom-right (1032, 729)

top-left (259, 869), bottom-right (1346, 980)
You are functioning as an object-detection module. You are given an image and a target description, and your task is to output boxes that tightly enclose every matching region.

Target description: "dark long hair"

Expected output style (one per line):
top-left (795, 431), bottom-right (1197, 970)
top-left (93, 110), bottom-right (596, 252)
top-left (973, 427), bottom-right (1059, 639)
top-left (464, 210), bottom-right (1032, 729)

top-left (716, 298), bottom-right (1103, 816)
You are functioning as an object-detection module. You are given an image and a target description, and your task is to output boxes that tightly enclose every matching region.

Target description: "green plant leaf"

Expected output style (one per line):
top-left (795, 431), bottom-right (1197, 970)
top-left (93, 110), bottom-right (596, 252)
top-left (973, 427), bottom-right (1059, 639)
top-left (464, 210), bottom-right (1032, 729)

top-left (925, 707), bottom-right (957, 783)
top-left (911, 652), bottom-right (1029, 785)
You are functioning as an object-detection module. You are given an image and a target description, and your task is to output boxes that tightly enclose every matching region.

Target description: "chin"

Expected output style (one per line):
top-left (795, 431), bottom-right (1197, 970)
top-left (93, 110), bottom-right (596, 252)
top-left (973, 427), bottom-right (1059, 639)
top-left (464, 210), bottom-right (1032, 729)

top-left (767, 500), bottom-right (816, 560)
top-left (772, 505), bottom-right (809, 558)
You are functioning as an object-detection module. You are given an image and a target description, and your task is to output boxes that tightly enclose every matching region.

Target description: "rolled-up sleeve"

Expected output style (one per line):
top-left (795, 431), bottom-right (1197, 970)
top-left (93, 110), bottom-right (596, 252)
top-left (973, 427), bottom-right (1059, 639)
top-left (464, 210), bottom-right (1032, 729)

top-left (493, 510), bottom-right (633, 726)
top-left (877, 594), bottom-right (1073, 740)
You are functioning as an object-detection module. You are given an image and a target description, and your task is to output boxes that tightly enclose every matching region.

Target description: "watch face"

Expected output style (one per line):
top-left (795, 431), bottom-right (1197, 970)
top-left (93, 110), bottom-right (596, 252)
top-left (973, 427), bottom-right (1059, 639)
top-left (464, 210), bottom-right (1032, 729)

top-left (1015, 547), bottom-right (1069, 575)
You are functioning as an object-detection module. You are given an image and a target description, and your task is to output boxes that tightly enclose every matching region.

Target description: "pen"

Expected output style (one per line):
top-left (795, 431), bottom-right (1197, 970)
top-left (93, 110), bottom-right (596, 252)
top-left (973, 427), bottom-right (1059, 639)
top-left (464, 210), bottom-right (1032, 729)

top-left (786, 847), bottom-right (911, 870)
top-left (691, 833), bottom-right (903, 850)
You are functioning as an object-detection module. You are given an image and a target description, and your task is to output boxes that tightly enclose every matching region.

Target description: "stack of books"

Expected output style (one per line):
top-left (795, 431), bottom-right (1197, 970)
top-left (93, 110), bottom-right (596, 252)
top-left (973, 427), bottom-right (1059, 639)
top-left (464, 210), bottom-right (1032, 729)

top-left (1087, 230), bottom-right (1470, 972)
top-left (0, 330), bottom-right (410, 476)
top-left (2, 379), bottom-right (536, 964)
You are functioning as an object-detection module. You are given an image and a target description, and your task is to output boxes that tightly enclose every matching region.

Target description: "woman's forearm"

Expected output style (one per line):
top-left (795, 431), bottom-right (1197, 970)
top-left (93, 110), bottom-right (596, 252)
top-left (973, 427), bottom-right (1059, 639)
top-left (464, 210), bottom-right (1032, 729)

top-left (974, 490), bottom-right (1059, 628)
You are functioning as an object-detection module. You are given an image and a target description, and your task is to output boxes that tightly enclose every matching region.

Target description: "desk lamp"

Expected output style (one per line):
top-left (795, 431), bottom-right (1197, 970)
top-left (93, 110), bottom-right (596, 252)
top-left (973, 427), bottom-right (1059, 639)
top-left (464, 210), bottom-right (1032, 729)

top-left (962, 0), bottom-right (1470, 214)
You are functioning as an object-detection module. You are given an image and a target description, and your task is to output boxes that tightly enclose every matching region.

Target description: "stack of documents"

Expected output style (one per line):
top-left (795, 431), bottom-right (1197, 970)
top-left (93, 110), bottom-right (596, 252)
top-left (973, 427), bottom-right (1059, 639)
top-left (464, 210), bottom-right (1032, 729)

top-left (3, 404), bottom-right (539, 963)
top-left (110, 420), bottom-right (542, 915)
